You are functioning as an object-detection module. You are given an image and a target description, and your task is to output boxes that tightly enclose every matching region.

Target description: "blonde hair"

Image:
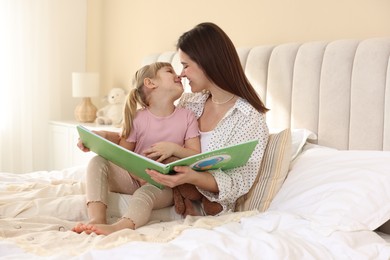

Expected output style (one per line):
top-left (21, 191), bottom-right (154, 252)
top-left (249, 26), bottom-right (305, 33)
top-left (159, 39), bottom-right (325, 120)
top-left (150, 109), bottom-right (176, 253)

top-left (121, 62), bottom-right (173, 138)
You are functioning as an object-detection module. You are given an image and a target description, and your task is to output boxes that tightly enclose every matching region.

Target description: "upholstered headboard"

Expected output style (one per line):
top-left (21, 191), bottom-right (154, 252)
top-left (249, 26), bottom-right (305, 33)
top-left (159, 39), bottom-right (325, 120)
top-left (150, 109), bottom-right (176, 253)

top-left (142, 38), bottom-right (390, 151)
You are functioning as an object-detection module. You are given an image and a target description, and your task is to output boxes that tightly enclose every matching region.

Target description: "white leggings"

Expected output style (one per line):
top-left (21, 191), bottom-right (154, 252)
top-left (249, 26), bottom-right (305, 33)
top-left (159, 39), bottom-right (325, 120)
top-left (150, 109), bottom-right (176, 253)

top-left (86, 155), bottom-right (179, 228)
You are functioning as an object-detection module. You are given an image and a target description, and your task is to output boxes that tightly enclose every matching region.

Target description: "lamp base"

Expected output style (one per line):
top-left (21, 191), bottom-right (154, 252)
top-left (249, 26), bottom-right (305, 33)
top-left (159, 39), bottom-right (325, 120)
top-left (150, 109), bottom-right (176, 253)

top-left (74, 97), bottom-right (98, 123)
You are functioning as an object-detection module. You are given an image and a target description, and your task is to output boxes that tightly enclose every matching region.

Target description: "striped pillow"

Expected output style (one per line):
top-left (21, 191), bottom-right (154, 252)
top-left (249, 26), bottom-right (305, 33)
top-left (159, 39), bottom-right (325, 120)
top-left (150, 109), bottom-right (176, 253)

top-left (235, 129), bottom-right (291, 212)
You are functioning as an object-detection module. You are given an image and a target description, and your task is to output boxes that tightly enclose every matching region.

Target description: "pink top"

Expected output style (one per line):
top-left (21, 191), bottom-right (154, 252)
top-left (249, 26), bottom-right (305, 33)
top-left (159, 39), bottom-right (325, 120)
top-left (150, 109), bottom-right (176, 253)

top-left (126, 107), bottom-right (199, 155)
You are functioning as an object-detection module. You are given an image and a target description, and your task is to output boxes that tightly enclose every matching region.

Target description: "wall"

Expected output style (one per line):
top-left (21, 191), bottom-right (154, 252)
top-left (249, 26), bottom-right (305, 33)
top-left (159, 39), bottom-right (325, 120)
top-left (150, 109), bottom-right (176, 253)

top-left (87, 0), bottom-right (390, 103)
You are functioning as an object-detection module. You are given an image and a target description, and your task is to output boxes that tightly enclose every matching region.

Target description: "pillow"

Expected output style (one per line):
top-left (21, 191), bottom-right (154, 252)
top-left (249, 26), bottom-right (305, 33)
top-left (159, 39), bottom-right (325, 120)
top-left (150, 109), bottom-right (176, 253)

top-left (268, 148), bottom-right (390, 234)
top-left (290, 128), bottom-right (317, 161)
top-left (235, 128), bottom-right (291, 212)
top-left (270, 128), bottom-right (317, 161)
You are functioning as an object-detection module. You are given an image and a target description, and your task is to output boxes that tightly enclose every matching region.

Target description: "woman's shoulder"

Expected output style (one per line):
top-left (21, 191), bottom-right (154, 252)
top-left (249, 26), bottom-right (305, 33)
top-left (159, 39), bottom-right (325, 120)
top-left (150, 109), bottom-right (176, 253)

top-left (175, 106), bottom-right (196, 117)
top-left (178, 92), bottom-right (208, 105)
top-left (177, 92), bottom-right (209, 118)
top-left (235, 97), bottom-right (262, 116)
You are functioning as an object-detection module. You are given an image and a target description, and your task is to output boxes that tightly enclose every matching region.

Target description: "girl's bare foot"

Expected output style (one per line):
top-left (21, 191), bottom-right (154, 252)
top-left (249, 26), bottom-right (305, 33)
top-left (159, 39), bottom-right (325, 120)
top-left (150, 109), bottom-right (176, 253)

top-left (71, 223), bottom-right (99, 234)
top-left (72, 218), bottom-right (135, 235)
top-left (77, 223), bottom-right (119, 235)
top-left (72, 201), bottom-right (108, 233)
top-left (72, 218), bottom-right (106, 234)
top-left (72, 223), bottom-right (87, 233)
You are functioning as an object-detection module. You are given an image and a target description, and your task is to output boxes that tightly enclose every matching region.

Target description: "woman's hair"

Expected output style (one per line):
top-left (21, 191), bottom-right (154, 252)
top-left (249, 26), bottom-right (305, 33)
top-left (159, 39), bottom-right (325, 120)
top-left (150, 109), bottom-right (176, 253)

top-left (121, 62), bottom-right (172, 138)
top-left (177, 22), bottom-right (269, 113)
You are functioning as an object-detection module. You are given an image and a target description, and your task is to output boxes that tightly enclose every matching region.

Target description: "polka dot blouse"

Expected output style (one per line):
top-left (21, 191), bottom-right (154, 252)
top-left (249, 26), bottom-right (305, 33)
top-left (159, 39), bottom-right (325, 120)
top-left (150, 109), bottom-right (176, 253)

top-left (178, 92), bottom-right (269, 214)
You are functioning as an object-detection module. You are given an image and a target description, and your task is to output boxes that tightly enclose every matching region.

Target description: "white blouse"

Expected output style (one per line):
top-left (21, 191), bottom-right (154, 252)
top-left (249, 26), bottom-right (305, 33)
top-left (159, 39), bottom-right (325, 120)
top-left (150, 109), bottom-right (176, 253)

top-left (178, 92), bottom-right (269, 214)
top-left (200, 130), bottom-right (213, 152)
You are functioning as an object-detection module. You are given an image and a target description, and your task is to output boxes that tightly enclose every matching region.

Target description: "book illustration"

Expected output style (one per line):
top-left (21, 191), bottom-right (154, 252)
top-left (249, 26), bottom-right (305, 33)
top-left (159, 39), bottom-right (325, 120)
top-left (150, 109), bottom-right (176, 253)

top-left (190, 154), bottom-right (231, 171)
top-left (77, 125), bottom-right (259, 188)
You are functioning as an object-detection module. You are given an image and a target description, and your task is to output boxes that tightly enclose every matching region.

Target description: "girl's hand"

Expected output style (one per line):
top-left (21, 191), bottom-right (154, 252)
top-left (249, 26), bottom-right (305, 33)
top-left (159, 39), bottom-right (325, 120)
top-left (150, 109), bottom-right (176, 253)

top-left (76, 131), bottom-right (105, 152)
top-left (77, 138), bottom-right (90, 152)
top-left (143, 142), bottom-right (178, 162)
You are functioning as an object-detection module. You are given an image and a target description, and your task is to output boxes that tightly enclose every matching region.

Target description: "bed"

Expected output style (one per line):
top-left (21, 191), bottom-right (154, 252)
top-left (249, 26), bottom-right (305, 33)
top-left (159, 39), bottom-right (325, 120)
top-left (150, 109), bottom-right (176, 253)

top-left (1, 37), bottom-right (390, 259)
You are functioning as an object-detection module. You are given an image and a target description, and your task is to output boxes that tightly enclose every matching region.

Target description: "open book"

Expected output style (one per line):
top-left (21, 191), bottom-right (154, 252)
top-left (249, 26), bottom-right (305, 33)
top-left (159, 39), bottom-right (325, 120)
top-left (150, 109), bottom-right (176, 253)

top-left (77, 125), bottom-right (259, 188)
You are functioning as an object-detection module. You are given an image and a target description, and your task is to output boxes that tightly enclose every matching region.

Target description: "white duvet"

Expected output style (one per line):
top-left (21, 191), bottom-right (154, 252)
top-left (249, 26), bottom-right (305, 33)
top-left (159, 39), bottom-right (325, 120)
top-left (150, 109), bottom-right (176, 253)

top-left (1, 162), bottom-right (390, 259)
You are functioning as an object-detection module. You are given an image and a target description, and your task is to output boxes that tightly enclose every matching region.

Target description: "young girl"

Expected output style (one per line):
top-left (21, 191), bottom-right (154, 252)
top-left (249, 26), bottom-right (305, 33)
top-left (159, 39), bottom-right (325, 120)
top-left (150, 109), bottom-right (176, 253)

top-left (72, 62), bottom-right (200, 235)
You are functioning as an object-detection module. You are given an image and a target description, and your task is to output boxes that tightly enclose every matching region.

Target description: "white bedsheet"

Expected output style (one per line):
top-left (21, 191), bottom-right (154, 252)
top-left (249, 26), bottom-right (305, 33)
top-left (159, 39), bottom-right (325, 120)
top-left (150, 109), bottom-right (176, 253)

top-left (1, 166), bottom-right (390, 259)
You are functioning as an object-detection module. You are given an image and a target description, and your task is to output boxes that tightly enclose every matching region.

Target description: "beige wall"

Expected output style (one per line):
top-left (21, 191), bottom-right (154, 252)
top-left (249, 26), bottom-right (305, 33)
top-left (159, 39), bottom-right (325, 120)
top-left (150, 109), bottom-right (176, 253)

top-left (87, 0), bottom-right (390, 104)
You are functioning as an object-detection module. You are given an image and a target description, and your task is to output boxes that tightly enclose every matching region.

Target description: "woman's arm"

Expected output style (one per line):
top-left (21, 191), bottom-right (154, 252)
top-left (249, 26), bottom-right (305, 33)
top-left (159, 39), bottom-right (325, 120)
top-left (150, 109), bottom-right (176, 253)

top-left (146, 165), bottom-right (218, 193)
top-left (148, 103), bottom-right (268, 207)
top-left (202, 111), bottom-right (268, 205)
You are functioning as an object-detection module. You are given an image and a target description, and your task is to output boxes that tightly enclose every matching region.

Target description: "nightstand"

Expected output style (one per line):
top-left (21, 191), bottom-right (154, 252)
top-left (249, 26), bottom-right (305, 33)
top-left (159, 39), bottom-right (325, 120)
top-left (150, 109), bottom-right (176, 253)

top-left (49, 120), bottom-right (120, 170)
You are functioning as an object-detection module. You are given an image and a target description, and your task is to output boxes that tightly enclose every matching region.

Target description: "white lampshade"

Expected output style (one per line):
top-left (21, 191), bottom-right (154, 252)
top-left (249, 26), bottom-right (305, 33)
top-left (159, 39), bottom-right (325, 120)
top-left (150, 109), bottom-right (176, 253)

top-left (72, 72), bottom-right (100, 97)
top-left (72, 72), bottom-right (100, 122)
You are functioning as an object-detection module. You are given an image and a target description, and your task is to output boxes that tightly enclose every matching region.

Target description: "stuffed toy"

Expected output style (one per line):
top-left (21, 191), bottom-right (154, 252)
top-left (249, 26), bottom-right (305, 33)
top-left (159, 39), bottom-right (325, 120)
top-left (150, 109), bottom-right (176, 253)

top-left (173, 183), bottom-right (223, 217)
top-left (96, 87), bottom-right (126, 126)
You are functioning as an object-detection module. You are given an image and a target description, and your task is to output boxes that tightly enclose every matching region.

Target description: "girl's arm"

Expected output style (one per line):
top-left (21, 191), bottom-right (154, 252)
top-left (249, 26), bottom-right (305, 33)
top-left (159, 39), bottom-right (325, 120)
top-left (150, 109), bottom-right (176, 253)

top-left (91, 130), bottom-right (121, 144)
top-left (119, 136), bottom-right (135, 151)
top-left (77, 130), bottom-right (121, 152)
top-left (95, 130), bottom-right (136, 151)
top-left (175, 136), bottom-right (201, 157)
top-left (78, 130), bottom-right (135, 151)
top-left (142, 136), bottom-right (200, 162)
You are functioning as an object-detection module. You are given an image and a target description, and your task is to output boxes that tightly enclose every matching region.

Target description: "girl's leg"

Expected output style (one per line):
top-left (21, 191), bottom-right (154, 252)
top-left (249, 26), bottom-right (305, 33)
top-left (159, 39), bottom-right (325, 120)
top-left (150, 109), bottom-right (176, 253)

top-left (80, 184), bottom-right (173, 235)
top-left (87, 201), bottom-right (107, 224)
top-left (73, 155), bottom-right (140, 233)
top-left (123, 184), bottom-right (173, 228)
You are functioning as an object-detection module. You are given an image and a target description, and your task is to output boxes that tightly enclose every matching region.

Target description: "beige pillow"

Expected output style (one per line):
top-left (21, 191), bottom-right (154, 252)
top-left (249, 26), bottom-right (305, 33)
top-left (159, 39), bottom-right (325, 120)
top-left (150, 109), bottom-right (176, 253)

top-left (235, 128), bottom-right (292, 212)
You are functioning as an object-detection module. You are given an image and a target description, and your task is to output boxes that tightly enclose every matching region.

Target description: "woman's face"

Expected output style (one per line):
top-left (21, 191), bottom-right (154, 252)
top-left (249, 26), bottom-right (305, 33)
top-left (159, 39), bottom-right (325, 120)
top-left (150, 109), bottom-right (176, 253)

top-left (178, 49), bottom-right (211, 93)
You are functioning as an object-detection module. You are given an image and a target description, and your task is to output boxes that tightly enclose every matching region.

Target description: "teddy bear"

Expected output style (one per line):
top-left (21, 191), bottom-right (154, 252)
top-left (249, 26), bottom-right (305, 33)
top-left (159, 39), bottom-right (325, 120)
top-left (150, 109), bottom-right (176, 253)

top-left (173, 183), bottom-right (223, 217)
top-left (96, 87), bottom-right (126, 126)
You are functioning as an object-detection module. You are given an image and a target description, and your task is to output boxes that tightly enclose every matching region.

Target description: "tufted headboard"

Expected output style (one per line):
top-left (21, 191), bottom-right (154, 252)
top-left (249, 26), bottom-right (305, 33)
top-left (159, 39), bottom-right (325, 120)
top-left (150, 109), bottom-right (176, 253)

top-left (142, 38), bottom-right (390, 151)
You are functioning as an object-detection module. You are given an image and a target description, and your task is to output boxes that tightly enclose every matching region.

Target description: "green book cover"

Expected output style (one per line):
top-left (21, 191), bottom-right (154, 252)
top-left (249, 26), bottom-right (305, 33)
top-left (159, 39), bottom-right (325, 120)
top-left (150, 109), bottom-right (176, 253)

top-left (77, 125), bottom-right (259, 188)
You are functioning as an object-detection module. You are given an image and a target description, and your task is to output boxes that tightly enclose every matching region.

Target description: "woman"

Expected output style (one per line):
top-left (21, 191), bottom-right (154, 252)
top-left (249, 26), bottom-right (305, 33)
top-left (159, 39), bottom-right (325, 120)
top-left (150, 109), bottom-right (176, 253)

top-left (146, 22), bottom-right (269, 215)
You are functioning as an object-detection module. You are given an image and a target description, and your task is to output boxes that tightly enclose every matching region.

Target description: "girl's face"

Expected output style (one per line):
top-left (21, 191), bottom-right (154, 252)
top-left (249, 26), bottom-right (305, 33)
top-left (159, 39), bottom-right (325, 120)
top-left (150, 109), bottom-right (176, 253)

top-left (153, 66), bottom-right (183, 99)
top-left (178, 49), bottom-right (211, 93)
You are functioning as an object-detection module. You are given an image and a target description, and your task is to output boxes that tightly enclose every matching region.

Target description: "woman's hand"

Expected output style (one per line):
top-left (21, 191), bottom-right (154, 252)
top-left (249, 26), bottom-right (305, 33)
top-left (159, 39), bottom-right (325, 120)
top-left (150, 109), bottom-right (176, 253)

top-left (146, 166), bottom-right (194, 188)
top-left (146, 166), bottom-right (219, 193)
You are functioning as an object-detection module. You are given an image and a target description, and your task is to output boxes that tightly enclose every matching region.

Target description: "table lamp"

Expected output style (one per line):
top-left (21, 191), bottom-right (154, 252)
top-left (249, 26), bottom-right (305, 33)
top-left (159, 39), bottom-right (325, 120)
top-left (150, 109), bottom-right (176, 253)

top-left (72, 72), bottom-right (100, 122)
